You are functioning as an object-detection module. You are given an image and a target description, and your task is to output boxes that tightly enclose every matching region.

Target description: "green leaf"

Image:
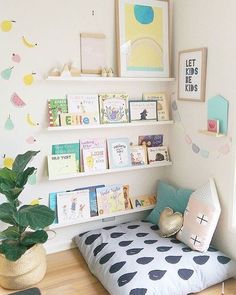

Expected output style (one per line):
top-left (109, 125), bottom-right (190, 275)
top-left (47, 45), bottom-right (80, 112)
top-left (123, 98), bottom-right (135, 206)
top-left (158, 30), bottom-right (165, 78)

top-left (21, 230), bottom-right (48, 246)
top-left (16, 167), bottom-right (36, 187)
top-left (0, 167), bottom-right (16, 183)
top-left (18, 205), bottom-right (55, 229)
top-left (0, 226), bottom-right (20, 240)
top-left (0, 186), bottom-right (23, 202)
top-left (0, 241), bottom-right (27, 261)
top-left (0, 203), bottom-right (17, 225)
top-left (12, 151), bottom-right (39, 173)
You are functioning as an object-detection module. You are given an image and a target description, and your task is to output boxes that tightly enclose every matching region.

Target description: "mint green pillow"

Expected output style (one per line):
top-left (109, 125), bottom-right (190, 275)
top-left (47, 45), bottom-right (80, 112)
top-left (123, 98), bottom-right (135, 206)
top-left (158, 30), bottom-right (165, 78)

top-left (146, 180), bottom-right (193, 224)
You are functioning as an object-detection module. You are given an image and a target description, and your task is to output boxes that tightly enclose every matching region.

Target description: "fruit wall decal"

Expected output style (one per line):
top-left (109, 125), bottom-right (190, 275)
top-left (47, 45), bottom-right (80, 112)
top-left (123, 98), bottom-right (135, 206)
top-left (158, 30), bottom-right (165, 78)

top-left (26, 113), bottom-right (39, 127)
top-left (23, 72), bottom-right (36, 86)
top-left (2, 155), bottom-right (14, 169)
top-left (4, 115), bottom-right (14, 130)
top-left (26, 136), bottom-right (37, 144)
top-left (28, 173), bottom-right (37, 185)
top-left (12, 53), bottom-right (21, 63)
top-left (22, 36), bottom-right (38, 48)
top-left (171, 94), bottom-right (231, 159)
top-left (0, 20), bottom-right (15, 32)
top-left (1, 66), bottom-right (14, 80)
top-left (11, 92), bottom-right (26, 107)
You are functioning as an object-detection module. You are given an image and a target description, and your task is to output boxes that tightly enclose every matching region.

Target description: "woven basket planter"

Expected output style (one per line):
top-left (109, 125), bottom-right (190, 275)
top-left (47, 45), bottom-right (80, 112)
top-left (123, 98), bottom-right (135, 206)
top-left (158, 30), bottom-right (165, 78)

top-left (0, 244), bottom-right (47, 290)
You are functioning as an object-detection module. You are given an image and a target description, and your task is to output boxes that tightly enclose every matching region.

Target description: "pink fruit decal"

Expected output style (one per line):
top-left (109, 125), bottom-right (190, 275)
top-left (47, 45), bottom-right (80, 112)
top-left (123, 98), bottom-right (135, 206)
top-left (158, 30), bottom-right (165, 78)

top-left (185, 134), bottom-right (192, 145)
top-left (11, 92), bottom-right (26, 107)
top-left (26, 136), bottom-right (36, 144)
top-left (12, 53), bottom-right (21, 63)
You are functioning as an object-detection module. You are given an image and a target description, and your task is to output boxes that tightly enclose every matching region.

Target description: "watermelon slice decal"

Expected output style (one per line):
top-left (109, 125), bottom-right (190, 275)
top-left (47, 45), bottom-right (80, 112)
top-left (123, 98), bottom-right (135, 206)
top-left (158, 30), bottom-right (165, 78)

top-left (11, 92), bottom-right (26, 107)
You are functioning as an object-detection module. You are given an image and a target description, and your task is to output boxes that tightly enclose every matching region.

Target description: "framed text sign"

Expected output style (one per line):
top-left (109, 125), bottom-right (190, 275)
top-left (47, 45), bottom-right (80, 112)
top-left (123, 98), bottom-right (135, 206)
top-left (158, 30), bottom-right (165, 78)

top-left (178, 48), bottom-right (207, 101)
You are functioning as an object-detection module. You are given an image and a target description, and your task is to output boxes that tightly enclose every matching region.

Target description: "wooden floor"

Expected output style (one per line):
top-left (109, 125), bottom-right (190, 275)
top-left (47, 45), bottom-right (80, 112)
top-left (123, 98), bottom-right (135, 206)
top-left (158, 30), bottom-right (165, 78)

top-left (0, 248), bottom-right (236, 295)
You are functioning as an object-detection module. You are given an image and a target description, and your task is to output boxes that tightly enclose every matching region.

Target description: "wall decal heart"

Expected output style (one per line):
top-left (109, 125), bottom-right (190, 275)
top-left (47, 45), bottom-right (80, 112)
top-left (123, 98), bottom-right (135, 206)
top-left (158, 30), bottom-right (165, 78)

top-left (158, 207), bottom-right (183, 238)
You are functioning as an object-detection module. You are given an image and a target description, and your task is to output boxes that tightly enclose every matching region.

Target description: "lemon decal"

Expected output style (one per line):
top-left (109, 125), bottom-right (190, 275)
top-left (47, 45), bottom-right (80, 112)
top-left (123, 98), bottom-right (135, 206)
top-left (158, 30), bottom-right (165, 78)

top-left (1, 20), bottom-right (15, 32)
top-left (22, 36), bottom-right (38, 48)
top-left (3, 157), bottom-right (14, 169)
top-left (23, 72), bottom-right (36, 86)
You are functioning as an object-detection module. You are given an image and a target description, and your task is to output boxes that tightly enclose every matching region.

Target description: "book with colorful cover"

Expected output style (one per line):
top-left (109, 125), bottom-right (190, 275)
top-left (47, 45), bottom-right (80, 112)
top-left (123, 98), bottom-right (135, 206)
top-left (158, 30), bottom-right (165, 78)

top-left (130, 195), bottom-right (157, 208)
top-left (48, 98), bottom-right (68, 126)
top-left (96, 184), bottom-right (125, 216)
top-left (83, 147), bottom-right (107, 172)
top-left (67, 94), bottom-right (100, 125)
top-left (143, 92), bottom-right (169, 121)
top-left (57, 190), bottom-right (90, 223)
top-left (80, 138), bottom-right (107, 172)
top-left (130, 145), bottom-right (147, 166)
top-left (47, 153), bottom-right (77, 178)
top-left (99, 93), bottom-right (129, 124)
top-left (123, 184), bottom-right (132, 210)
top-left (138, 134), bottom-right (163, 147)
top-left (107, 138), bottom-right (131, 169)
top-left (147, 146), bottom-right (170, 164)
top-left (207, 119), bottom-right (219, 133)
top-left (52, 143), bottom-right (80, 171)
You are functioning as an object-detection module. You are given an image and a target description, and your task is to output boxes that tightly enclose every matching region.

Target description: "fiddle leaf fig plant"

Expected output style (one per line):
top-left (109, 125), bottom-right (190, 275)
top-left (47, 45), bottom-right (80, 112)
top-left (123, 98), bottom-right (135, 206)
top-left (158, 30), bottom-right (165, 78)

top-left (0, 151), bottom-right (55, 261)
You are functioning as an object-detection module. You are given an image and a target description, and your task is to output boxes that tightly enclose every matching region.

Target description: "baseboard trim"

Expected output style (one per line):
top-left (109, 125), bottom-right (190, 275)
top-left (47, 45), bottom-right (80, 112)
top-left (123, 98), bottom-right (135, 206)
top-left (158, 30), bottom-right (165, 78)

top-left (45, 240), bottom-right (77, 254)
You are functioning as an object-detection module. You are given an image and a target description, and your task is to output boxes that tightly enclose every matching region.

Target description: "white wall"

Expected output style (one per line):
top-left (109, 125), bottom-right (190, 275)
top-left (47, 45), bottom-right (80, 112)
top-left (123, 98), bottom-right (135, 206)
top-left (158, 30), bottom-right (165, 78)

top-left (170, 0), bottom-right (236, 259)
top-left (0, 0), bottom-right (172, 253)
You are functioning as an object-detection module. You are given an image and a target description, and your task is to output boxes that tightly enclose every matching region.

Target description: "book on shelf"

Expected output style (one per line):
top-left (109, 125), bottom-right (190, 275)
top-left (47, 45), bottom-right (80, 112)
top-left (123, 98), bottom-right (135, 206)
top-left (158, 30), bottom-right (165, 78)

top-left (83, 146), bottom-right (107, 172)
top-left (49, 192), bottom-right (58, 224)
top-left (47, 153), bottom-right (77, 178)
top-left (96, 184), bottom-right (125, 216)
top-left (107, 138), bottom-right (131, 169)
top-left (130, 145), bottom-right (147, 166)
top-left (130, 195), bottom-right (157, 208)
top-left (48, 98), bottom-right (68, 127)
top-left (80, 138), bottom-right (107, 172)
top-left (123, 184), bottom-right (132, 210)
top-left (52, 143), bottom-right (80, 171)
top-left (138, 134), bottom-right (163, 147)
top-left (67, 94), bottom-right (100, 125)
top-left (143, 92), bottom-right (169, 121)
top-left (147, 146), bottom-right (170, 164)
top-left (57, 190), bottom-right (90, 223)
top-left (99, 93), bottom-right (129, 124)
top-left (207, 119), bottom-right (220, 133)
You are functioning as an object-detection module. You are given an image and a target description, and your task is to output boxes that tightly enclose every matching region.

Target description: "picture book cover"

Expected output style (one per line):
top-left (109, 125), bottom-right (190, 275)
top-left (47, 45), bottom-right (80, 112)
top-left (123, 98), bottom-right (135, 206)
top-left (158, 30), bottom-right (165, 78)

top-left (67, 94), bottom-right (100, 125)
top-left (130, 195), bottom-right (157, 208)
top-left (143, 92), bottom-right (169, 121)
top-left (52, 143), bottom-right (80, 171)
top-left (129, 100), bottom-right (157, 122)
top-left (49, 98), bottom-right (68, 126)
top-left (57, 190), bottom-right (90, 223)
top-left (147, 146), bottom-right (170, 164)
top-left (130, 145), bottom-right (147, 166)
top-left (49, 192), bottom-right (58, 224)
top-left (47, 153), bottom-right (77, 178)
top-left (99, 93), bottom-right (129, 124)
top-left (83, 147), bottom-right (107, 172)
top-left (138, 134), bottom-right (163, 147)
top-left (80, 138), bottom-right (107, 172)
top-left (207, 119), bottom-right (219, 133)
top-left (96, 184), bottom-right (125, 216)
top-left (123, 184), bottom-right (132, 210)
top-left (107, 138), bottom-right (131, 169)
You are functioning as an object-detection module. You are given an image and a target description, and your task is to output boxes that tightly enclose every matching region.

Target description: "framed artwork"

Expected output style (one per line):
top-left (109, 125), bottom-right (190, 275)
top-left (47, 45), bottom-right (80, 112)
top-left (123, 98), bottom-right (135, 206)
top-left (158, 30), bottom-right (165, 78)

top-left (99, 93), bottom-right (129, 124)
top-left (178, 47), bottom-right (207, 101)
top-left (116, 0), bottom-right (170, 77)
top-left (80, 33), bottom-right (106, 74)
top-left (129, 100), bottom-right (157, 122)
top-left (143, 92), bottom-right (169, 120)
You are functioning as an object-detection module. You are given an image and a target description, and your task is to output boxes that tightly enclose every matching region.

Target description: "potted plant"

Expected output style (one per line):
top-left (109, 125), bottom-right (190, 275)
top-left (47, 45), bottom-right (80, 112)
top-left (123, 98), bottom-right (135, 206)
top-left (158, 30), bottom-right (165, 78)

top-left (0, 151), bottom-right (55, 290)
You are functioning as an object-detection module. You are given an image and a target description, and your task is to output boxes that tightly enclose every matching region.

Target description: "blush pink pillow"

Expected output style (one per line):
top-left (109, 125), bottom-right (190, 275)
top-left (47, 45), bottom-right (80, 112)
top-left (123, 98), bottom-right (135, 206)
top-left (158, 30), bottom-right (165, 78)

top-left (177, 178), bottom-right (221, 252)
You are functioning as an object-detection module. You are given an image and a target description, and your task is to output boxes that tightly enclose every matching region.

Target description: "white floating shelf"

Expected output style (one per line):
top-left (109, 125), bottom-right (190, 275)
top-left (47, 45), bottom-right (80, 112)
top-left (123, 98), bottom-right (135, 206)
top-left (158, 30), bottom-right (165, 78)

top-left (47, 120), bottom-right (174, 131)
top-left (49, 205), bottom-right (155, 229)
top-left (198, 130), bottom-right (226, 137)
top-left (48, 161), bottom-right (172, 181)
top-left (46, 76), bottom-right (175, 82)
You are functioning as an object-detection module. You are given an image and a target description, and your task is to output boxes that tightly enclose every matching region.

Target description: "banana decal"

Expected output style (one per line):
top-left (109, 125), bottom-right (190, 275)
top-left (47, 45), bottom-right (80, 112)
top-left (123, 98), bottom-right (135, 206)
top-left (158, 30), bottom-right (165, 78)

top-left (26, 113), bottom-right (39, 127)
top-left (22, 36), bottom-right (38, 48)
